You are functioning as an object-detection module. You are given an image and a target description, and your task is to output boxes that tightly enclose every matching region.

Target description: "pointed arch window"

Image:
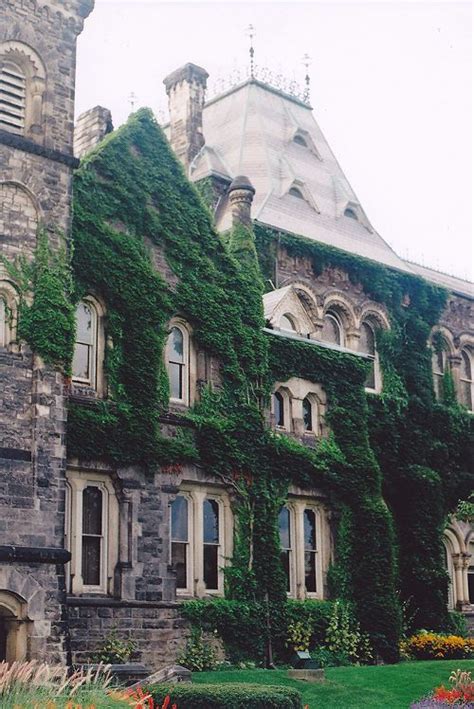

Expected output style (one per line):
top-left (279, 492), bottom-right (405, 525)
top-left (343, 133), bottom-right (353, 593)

top-left (274, 391), bottom-right (285, 428)
top-left (360, 321), bottom-right (378, 390)
top-left (72, 300), bottom-right (98, 388)
top-left (322, 311), bottom-right (344, 346)
top-left (459, 349), bottom-right (473, 411)
top-left (0, 60), bottom-right (25, 134)
top-left (302, 397), bottom-right (313, 432)
top-left (432, 337), bottom-right (449, 401)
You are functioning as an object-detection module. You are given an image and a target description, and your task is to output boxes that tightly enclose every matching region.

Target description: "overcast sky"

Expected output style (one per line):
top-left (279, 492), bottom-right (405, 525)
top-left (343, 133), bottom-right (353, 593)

top-left (75, 1), bottom-right (472, 281)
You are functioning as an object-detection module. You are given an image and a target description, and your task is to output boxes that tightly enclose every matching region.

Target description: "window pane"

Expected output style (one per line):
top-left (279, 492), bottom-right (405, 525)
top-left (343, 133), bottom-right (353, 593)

top-left (274, 392), bottom-right (284, 427)
top-left (461, 351), bottom-right (472, 379)
top-left (322, 314), bottom-right (341, 345)
top-left (303, 398), bottom-right (312, 431)
top-left (469, 568), bottom-right (474, 604)
top-left (83, 486), bottom-right (102, 535)
top-left (279, 507), bottom-right (290, 549)
top-left (169, 362), bottom-right (183, 399)
top-left (461, 380), bottom-right (472, 410)
top-left (76, 302), bottom-right (93, 344)
top-left (365, 364), bottom-right (376, 390)
top-left (169, 327), bottom-right (184, 362)
top-left (360, 323), bottom-right (375, 356)
top-left (172, 542), bottom-right (187, 589)
top-left (203, 545), bottom-right (218, 589)
top-left (0, 299), bottom-right (5, 347)
top-left (203, 499), bottom-right (219, 544)
top-left (280, 550), bottom-right (291, 592)
top-left (171, 495), bottom-right (188, 541)
top-left (305, 551), bottom-right (317, 593)
top-left (304, 509), bottom-right (316, 550)
top-left (82, 536), bottom-right (101, 586)
top-left (72, 343), bottom-right (90, 380)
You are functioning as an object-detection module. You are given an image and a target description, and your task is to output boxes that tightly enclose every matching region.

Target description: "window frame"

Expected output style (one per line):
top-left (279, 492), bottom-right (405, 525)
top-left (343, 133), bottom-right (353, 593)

top-left (65, 471), bottom-right (119, 596)
top-left (459, 348), bottom-right (473, 412)
top-left (166, 321), bottom-right (191, 407)
top-left (279, 505), bottom-right (296, 596)
top-left (0, 60), bottom-right (26, 134)
top-left (359, 320), bottom-right (380, 393)
top-left (0, 282), bottom-right (18, 350)
top-left (321, 311), bottom-right (344, 347)
top-left (170, 492), bottom-right (194, 597)
top-left (72, 299), bottom-right (98, 388)
top-left (273, 388), bottom-right (291, 432)
top-left (170, 486), bottom-right (231, 598)
top-left (289, 500), bottom-right (325, 600)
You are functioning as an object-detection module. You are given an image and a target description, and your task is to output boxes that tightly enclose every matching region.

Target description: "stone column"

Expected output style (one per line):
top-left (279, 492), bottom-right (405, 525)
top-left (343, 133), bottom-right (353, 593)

top-left (228, 175), bottom-right (256, 227)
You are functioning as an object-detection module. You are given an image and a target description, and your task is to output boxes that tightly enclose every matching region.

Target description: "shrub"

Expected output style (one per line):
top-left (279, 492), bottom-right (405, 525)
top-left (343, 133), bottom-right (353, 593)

top-left (310, 647), bottom-right (351, 667)
top-left (177, 628), bottom-right (217, 671)
top-left (446, 611), bottom-right (469, 638)
top-left (325, 600), bottom-right (374, 664)
top-left (150, 683), bottom-right (303, 709)
top-left (402, 632), bottom-right (474, 660)
top-left (92, 630), bottom-right (137, 664)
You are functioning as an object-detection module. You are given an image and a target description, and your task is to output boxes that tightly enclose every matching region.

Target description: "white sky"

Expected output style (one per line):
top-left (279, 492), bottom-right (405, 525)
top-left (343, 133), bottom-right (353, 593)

top-left (75, 0), bottom-right (473, 281)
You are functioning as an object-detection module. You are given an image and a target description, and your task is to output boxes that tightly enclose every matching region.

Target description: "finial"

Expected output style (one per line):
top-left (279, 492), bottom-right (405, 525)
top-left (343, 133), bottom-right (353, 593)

top-left (246, 24), bottom-right (256, 78)
top-left (128, 91), bottom-right (137, 113)
top-left (302, 53), bottom-right (311, 103)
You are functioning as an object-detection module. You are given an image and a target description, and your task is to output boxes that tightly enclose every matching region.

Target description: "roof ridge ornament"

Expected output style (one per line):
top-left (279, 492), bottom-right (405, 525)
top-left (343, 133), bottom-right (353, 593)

top-left (246, 24), bottom-right (256, 79)
top-left (302, 54), bottom-right (311, 104)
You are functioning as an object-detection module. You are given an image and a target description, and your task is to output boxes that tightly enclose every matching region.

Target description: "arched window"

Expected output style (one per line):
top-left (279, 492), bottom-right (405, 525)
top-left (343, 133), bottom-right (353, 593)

top-left (279, 507), bottom-right (293, 593)
top-left (304, 509), bottom-right (318, 593)
top-left (274, 391), bottom-right (285, 427)
top-left (203, 499), bottom-right (220, 591)
top-left (293, 134), bottom-right (307, 147)
top-left (72, 300), bottom-right (98, 387)
top-left (322, 311), bottom-right (344, 346)
top-left (0, 60), bottom-right (26, 134)
top-left (171, 495), bottom-right (190, 592)
top-left (302, 397), bottom-right (313, 432)
top-left (344, 207), bottom-right (358, 220)
top-left (289, 186), bottom-right (304, 199)
top-left (459, 349), bottom-right (473, 411)
top-left (280, 313), bottom-right (296, 332)
top-left (432, 337), bottom-right (449, 401)
top-left (167, 325), bottom-right (189, 404)
top-left (360, 321), bottom-right (377, 390)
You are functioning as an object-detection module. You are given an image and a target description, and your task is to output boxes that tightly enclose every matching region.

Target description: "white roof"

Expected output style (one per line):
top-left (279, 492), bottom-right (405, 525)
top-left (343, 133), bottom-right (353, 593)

top-left (193, 79), bottom-right (411, 273)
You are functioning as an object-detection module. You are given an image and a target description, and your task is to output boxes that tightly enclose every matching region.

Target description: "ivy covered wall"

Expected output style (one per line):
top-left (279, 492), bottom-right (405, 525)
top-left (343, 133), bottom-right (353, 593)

top-left (12, 109), bottom-right (472, 663)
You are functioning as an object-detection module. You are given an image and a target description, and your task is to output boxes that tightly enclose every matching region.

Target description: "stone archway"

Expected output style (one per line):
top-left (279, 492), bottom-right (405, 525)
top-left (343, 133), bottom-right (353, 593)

top-left (0, 591), bottom-right (28, 663)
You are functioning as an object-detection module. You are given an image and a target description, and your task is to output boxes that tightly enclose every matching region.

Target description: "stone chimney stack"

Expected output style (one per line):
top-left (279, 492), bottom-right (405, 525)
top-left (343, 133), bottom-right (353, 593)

top-left (228, 176), bottom-right (256, 227)
top-left (74, 106), bottom-right (113, 159)
top-left (163, 63), bottom-right (209, 170)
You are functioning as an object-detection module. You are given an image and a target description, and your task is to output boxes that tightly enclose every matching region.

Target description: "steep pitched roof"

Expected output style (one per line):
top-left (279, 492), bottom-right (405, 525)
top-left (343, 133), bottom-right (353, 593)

top-left (198, 79), bottom-right (410, 273)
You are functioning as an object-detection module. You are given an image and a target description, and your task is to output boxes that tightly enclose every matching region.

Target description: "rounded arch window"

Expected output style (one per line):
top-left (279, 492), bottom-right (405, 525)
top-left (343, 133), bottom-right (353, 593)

top-left (459, 348), bottom-right (473, 411)
top-left (322, 311), bottom-right (344, 346)
top-left (72, 300), bottom-right (98, 387)
top-left (431, 335), bottom-right (449, 401)
top-left (167, 325), bottom-right (189, 403)
top-left (280, 313), bottom-right (296, 332)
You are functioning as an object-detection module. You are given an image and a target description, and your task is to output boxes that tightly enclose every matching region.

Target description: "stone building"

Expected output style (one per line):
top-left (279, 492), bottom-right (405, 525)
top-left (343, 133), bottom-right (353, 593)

top-left (1, 1), bottom-right (473, 669)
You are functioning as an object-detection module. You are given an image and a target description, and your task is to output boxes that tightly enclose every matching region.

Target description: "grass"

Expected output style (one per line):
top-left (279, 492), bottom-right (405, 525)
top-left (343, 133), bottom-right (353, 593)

top-left (195, 660), bottom-right (474, 708)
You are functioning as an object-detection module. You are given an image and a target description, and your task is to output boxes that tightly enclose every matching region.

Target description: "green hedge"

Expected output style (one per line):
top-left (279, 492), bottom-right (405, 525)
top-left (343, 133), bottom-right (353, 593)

top-left (150, 683), bottom-right (303, 708)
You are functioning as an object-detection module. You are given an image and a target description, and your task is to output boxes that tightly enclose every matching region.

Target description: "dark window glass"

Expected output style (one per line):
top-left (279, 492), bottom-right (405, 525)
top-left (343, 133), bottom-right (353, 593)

top-left (203, 499), bottom-right (219, 590)
top-left (279, 507), bottom-right (291, 592)
top-left (274, 392), bottom-right (284, 427)
top-left (169, 362), bottom-right (183, 400)
top-left (82, 486), bottom-right (103, 586)
top-left (344, 207), bottom-right (357, 219)
top-left (293, 134), bottom-right (307, 147)
top-left (302, 398), bottom-right (312, 431)
top-left (322, 313), bottom-right (342, 345)
top-left (289, 187), bottom-right (304, 199)
top-left (360, 323), bottom-right (376, 389)
top-left (171, 495), bottom-right (189, 589)
top-left (304, 509), bottom-right (317, 593)
top-left (169, 327), bottom-right (185, 399)
top-left (469, 568), bottom-right (474, 604)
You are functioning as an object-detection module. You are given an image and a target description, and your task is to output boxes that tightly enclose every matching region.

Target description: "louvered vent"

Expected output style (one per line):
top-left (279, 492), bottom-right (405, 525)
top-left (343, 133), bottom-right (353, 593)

top-left (0, 61), bottom-right (26, 134)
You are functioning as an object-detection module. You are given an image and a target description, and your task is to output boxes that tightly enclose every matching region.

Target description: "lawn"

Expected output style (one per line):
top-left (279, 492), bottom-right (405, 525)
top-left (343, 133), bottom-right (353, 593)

top-left (195, 660), bottom-right (474, 708)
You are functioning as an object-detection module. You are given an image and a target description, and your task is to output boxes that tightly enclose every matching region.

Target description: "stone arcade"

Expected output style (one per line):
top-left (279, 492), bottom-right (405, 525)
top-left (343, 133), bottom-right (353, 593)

top-left (0, 0), bottom-right (473, 669)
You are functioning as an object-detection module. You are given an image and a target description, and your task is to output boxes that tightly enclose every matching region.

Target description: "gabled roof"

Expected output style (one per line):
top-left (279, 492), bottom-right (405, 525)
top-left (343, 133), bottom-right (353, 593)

top-left (198, 78), bottom-right (411, 273)
top-left (263, 284), bottom-right (314, 335)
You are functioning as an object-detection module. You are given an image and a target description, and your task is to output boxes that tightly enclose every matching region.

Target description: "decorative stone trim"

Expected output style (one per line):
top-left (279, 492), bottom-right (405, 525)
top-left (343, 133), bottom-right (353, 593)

top-left (0, 129), bottom-right (79, 167)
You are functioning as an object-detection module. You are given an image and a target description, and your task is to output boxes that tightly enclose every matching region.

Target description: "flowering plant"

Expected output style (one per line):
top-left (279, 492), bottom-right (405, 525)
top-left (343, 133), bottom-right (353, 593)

top-left (412, 669), bottom-right (474, 707)
top-left (401, 632), bottom-right (474, 660)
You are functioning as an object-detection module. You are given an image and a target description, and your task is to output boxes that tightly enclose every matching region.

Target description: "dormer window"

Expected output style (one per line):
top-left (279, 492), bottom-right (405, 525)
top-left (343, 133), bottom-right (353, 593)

top-left (289, 187), bottom-right (304, 199)
top-left (280, 313), bottom-right (296, 332)
top-left (344, 207), bottom-right (358, 220)
top-left (0, 60), bottom-right (25, 134)
top-left (293, 134), bottom-right (307, 147)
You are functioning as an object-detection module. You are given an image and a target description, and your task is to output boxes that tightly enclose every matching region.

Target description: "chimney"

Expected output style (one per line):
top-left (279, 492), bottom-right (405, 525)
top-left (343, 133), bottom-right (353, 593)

top-left (74, 106), bottom-right (113, 159)
top-left (228, 175), bottom-right (256, 227)
top-left (163, 63), bottom-right (209, 170)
